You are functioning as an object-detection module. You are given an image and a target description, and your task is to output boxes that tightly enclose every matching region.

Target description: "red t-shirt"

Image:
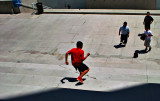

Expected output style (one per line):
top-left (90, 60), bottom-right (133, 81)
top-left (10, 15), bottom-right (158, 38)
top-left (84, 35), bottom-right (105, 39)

top-left (67, 48), bottom-right (84, 66)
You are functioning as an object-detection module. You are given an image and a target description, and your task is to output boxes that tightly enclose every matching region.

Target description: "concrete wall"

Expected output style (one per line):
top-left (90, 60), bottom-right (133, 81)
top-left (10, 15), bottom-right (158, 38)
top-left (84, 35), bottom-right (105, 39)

top-left (86, 0), bottom-right (156, 9)
top-left (20, 0), bottom-right (37, 13)
top-left (0, 1), bottom-right (20, 14)
top-left (37, 0), bottom-right (159, 10)
top-left (156, 0), bottom-right (160, 9)
top-left (38, 0), bottom-right (86, 9)
top-left (5, 0), bottom-right (159, 13)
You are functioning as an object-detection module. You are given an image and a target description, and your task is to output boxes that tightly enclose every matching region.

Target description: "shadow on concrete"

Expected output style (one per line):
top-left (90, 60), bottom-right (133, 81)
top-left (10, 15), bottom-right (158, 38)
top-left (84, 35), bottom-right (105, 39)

top-left (60, 77), bottom-right (78, 84)
top-left (114, 43), bottom-right (125, 49)
top-left (60, 77), bottom-right (86, 86)
top-left (133, 50), bottom-right (148, 58)
top-left (3, 83), bottom-right (160, 101)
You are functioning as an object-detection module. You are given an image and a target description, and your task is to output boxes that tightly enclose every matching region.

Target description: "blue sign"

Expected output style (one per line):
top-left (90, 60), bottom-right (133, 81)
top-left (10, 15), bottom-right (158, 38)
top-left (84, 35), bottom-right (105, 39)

top-left (12, 0), bottom-right (21, 7)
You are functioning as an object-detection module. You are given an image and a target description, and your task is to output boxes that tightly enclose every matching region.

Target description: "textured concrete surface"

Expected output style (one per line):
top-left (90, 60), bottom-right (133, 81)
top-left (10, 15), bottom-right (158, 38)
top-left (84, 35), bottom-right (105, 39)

top-left (0, 13), bottom-right (160, 100)
top-left (44, 9), bottom-right (160, 15)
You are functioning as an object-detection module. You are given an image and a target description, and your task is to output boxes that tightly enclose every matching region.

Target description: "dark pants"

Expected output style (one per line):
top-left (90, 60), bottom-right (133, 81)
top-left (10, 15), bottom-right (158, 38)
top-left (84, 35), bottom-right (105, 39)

top-left (121, 34), bottom-right (128, 44)
top-left (145, 24), bottom-right (150, 29)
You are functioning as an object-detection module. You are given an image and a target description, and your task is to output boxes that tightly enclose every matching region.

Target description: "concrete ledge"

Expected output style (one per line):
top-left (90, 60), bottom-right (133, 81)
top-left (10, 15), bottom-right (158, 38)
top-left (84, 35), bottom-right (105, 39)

top-left (44, 9), bottom-right (160, 15)
top-left (0, 1), bottom-right (20, 14)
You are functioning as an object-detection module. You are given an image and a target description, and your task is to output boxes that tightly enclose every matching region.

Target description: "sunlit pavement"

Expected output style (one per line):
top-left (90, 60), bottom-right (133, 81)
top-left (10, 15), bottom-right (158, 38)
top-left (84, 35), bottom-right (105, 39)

top-left (0, 11), bottom-right (160, 100)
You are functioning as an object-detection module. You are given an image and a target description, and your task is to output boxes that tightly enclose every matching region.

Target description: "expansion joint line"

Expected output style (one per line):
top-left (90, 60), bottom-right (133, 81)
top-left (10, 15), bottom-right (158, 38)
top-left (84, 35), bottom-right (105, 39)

top-left (146, 64), bottom-right (149, 83)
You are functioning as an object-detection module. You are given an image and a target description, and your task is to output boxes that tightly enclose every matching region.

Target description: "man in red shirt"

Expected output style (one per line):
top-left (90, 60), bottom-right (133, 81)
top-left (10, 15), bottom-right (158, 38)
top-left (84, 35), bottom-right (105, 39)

top-left (65, 41), bottom-right (90, 83)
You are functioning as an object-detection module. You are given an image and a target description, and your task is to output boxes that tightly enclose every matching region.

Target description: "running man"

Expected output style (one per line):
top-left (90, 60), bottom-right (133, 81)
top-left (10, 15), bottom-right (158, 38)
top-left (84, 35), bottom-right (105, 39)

top-left (65, 41), bottom-right (90, 83)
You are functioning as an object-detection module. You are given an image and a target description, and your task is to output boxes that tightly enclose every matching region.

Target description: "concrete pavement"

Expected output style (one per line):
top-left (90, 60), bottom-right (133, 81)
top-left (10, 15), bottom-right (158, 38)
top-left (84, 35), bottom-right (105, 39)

top-left (0, 12), bottom-right (160, 100)
top-left (44, 9), bottom-right (160, 15)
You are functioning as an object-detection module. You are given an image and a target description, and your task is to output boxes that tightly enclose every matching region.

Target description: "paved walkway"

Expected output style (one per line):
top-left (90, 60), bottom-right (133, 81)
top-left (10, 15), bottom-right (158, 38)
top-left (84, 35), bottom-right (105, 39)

top-left (44, 9), bottom-right (160, 15)
top-left (0, 13), bottom-right (160, 100)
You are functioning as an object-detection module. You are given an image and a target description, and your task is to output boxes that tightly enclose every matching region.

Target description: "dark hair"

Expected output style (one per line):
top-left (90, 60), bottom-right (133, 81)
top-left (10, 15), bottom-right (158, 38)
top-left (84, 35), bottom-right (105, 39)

top-left (147, 12), bottom-right (150, 14)
top-left (77, 41), bottom-right (83, 48)
top-left (124, 21), bottom-right (127, 25)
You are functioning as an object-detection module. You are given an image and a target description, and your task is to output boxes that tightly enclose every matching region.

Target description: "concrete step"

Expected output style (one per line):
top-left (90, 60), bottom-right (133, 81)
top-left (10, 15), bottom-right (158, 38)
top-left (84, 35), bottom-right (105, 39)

top-left (43, 9), bottom-right (160, 15)
top-left (0, 83), bottom-right (44, 99)
top-left (0, 62), bottom-right (160, 81)
top-left (0, 62), bottom-right (160, 99)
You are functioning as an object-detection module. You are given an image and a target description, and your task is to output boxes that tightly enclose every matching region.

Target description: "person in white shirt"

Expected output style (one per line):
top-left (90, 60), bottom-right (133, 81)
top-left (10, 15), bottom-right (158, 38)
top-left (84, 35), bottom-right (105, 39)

top-left (144, 27), bottom-right (153, 52)
top-left (119, 22), bottom-right (130, 46)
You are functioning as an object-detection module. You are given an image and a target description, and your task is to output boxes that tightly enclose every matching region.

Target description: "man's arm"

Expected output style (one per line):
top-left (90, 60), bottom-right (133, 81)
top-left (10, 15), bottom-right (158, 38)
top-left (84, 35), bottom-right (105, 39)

top-left (128, 28), bottom-right (130, 37)
top-left (119, 28), bottom-right (121, 36)
top-left (150, 17), bottom-right (154, 24)
top-left (147, 32), bottom-right (153, 37)
top-left (143, 16), bottom-right (147, 25)
top-left (82, 53), bottom-right (90, 61)
top-left (128, 32), bottom-right (130, 37)
top-left (65, 52), bottom-right (69, 65)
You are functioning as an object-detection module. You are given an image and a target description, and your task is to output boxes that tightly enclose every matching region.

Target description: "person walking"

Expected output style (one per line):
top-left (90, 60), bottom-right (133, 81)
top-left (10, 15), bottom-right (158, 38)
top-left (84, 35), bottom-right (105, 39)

top-left (65, 41), bottom-right (90, 83)
top-left (119, 22), bottom-right (130, 46)
top-left (143, 12), bottom-right (154, 30)
top-left (144, 27), bottom-right (153, 52)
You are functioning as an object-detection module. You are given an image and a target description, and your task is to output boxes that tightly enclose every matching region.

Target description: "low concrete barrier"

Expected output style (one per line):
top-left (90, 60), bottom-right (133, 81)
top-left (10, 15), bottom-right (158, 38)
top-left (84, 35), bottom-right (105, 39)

top-left (0, 0), bottom-right (20, 14)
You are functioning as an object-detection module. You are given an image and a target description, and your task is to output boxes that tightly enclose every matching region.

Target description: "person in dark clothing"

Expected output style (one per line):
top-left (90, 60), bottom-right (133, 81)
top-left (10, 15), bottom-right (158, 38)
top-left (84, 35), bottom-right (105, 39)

top-left (143, 12), bottom-right (154, 30)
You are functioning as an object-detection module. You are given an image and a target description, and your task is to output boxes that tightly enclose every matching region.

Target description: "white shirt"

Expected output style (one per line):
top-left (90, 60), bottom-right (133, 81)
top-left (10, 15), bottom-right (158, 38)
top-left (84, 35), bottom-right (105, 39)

top-left (119, 26), bottom-right (130, 35)
top-left (144, 30), bottom-right (152, 40)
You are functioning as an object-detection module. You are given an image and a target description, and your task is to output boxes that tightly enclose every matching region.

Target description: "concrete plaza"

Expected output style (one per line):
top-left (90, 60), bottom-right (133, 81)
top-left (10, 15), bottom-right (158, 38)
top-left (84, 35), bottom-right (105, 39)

top-left (0, 11), bottom-right (160, 100)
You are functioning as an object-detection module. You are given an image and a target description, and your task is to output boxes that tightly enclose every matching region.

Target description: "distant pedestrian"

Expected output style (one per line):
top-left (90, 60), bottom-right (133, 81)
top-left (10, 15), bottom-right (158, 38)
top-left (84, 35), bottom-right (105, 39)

top-left (68, 4), bottom-right (71, 9)
top-left (143, 12), bottom-right (154, 30)
top-left (65, 41), bottom-right (90, 83)
top-left (119, 22), bottom-right (130, 46)
top-left (144, 27), bottom-right (153, 52)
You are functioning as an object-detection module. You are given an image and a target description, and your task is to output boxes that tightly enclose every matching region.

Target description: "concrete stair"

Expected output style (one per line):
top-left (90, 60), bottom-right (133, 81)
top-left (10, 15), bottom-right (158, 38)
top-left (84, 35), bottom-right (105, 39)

top-left (0, 61), bottom-right (160, 99)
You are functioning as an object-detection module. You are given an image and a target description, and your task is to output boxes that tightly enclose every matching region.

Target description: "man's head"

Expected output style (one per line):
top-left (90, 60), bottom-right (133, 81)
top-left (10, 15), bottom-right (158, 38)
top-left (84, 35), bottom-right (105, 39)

top-left (147, 12), bottom-right (150, 16)
top-left (77, 41), bottom-right (83, 48)
top-left (123, 22), bottom-right (127, 27)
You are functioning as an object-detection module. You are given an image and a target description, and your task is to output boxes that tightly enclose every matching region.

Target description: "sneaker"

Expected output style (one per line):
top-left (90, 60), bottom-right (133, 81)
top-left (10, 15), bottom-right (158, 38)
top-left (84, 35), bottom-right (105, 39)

top-left (119, 43), bottom-right (122, 45)
top-left (77, 76), bottom-right (83, 83)
top-left (148, 47), bottom-right (152, 52)
top-left (145, 48), bottom-right (147, 52)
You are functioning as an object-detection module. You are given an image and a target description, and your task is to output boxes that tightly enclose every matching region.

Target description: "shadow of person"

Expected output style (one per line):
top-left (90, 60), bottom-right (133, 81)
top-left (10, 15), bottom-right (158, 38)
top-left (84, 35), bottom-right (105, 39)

top-left (75, 82), bottom-right (83, 86)
top-left (133, 50), bottom-right (148, 58)
top-left (114, 43), bottom-right (126, 49)
top-left (60, 77), bottom-right (86, 86)
top-left (61, 77), bottom-right (78, 84)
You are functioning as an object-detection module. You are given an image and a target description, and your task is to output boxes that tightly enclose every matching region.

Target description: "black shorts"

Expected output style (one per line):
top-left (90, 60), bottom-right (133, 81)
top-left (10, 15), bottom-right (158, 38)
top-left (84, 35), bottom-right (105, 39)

top-left (73, 63), bottom-right (89, 72)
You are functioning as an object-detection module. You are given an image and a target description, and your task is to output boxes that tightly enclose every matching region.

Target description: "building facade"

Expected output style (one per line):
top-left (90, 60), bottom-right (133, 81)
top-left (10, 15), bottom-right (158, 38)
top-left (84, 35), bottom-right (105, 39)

top-left (38, 0), bottom-right (160, 10)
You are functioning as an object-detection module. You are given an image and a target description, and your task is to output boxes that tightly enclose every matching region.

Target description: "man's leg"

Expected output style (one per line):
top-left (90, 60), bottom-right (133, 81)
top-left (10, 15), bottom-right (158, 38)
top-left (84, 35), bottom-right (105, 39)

top-left (120, 35), bottom-right (123, 44)
top-left (148, 46), bottom-right (151, 51)
top-left (79, 68), bottom-right (90, 78)
top-left (77, 68), bottom-right (89, 83)
top-left (145, 46), bottom-right (148, 51)
top-left (77, 64), bottom-right (90, 83)
top-left (144, 39), bottom-right (148, 51)
top-left (124, 35), bottom-right (128, 45)
top-left (148, 40), bottom-right (152, 51)
top-left (145, 24), bottom-right (150, 30)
